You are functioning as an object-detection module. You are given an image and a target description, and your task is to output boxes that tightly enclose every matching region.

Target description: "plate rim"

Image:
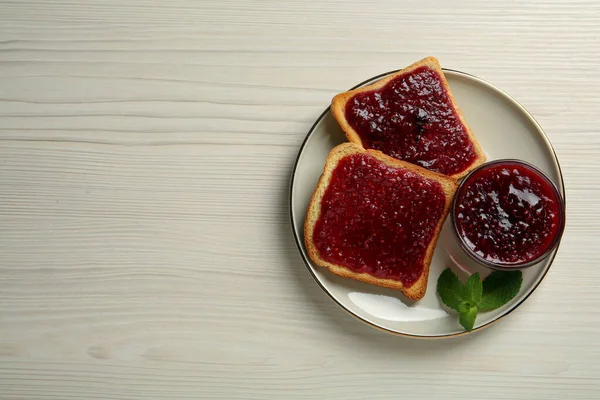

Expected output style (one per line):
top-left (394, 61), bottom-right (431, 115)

top-left (289, 68), bottom-right (566, 339)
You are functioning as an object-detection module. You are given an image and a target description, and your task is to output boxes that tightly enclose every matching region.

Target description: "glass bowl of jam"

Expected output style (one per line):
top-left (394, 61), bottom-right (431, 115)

top-left (452, 159), bottom-right (565, 270)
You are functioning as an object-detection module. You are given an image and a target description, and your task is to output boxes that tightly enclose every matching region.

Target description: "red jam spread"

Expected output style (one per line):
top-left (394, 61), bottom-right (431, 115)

top-left (454, 161), bottom-right (563, 265)
top-left (313, 153), bottom-right (447, 287)
top-left (344, 67), bottom-right (477, 176)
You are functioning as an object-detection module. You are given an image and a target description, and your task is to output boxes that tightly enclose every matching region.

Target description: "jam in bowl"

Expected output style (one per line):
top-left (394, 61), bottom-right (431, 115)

top-left (452, 159), bottom-right (565, 270)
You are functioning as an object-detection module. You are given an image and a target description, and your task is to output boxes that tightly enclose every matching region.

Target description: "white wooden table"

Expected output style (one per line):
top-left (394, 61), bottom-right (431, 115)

top-left (1, 1), bottom-right (599, 399)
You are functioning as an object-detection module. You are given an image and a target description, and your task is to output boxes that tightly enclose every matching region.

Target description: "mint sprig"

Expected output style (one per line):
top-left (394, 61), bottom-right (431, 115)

top-left (479, 270), bottom-right (523, 312)
top-left (437, 268), bottom-right (523, 332)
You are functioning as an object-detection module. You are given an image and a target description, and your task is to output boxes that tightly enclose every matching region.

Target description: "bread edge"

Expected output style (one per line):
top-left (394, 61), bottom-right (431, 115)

top-left (304, 142), bottom-right (458, 301)
top-left (330, 56), bottom-right (486, 179)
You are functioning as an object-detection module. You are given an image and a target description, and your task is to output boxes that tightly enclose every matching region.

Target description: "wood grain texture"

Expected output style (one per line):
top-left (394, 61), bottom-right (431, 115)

top-left (1, 1), bottom-right (599, 399)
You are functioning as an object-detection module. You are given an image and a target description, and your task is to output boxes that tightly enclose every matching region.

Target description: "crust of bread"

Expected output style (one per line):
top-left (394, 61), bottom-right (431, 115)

top-left (330, 56), bottom-right (486, 179)
top-left (304, 142), bottom-right (458, 300)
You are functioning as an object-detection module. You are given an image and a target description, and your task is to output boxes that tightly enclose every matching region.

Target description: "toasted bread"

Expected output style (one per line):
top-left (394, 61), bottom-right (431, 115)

top-left (331, 56), bottom-right (486, 179)
top-left (304, 143), bottom-right (458, 300)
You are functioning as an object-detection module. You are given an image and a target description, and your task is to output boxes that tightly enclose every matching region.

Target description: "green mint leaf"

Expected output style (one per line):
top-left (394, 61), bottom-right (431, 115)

top-left (459, 306), bottom-right (478, 332)
top-left (464, 272), bottom-right (483, 304)
top-left (479, 270), bottom-right (523, 312)
top-left (457, 301), bottom-right (472, 314)
top-left (437, 268), bottom-right (465, 311)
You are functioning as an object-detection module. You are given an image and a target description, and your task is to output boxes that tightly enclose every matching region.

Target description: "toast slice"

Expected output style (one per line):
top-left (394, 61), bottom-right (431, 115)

top-left (331, 56), bottom-right (485, 179)
top-left (304, 143), bottom-right (458, 300)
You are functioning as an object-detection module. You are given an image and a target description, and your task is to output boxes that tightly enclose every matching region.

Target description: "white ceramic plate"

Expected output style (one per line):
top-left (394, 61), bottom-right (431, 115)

top-left (289, 69), bottom-right (565, 338)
